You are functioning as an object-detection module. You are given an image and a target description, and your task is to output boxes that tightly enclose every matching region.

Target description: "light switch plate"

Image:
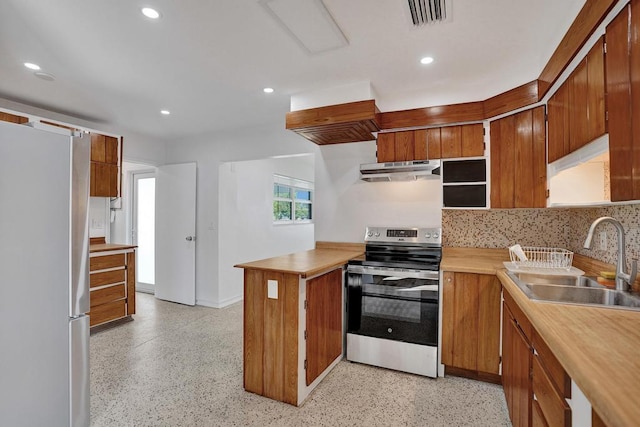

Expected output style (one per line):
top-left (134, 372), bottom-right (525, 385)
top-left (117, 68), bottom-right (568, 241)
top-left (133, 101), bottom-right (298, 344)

top-left (267, 280), bottom-right (278, 299)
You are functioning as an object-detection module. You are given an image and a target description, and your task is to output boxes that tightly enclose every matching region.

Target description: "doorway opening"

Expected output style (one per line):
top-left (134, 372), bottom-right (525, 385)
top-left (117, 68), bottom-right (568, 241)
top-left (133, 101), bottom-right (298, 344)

top-left (132, 171), bottom-right (156, 293)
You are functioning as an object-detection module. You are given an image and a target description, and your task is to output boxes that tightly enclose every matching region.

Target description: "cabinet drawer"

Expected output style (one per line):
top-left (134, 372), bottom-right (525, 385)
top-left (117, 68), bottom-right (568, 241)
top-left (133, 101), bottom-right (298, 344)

top-left (533, 330), bottom-right (571, 398)
top-left (90, 253), bottom-right (126, 271)
top-left (503, 289), bottom-right (532, 339)
top-left (89, 299), bottom-right (126, 327)
top-left (533, 355), bottom-right (571, 427)
top-left (90, 269), bottom-right (125, 288)
top-left (90, 283), bottom-right (126, 308)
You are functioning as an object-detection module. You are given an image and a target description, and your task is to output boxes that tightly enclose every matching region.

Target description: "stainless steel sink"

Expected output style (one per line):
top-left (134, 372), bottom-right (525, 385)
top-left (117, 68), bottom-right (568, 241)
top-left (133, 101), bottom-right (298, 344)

top-left (506, 271), bottom-right (640, 311)
top-left (512, 272), bottom-right (604, 288)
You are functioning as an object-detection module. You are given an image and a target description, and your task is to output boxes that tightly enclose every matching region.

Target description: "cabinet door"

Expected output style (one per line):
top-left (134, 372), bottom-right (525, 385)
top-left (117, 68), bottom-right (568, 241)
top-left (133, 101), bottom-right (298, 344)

top-left (441, 272), bottom-right (501, 376)
top-left (503, 304), bottom-right (532, 427)
top-left (570, 59), bottom-right (589, 153)
top-left (93, 162), bottom-right (111, 197)
top-left (461, 124), bottom-right (484, 157)
top-left (548, 83), bottom-right (570, 163)
top-left (306, 269), bottom-right (342, 386)
top-left (105, 136), bottom-right (119, 165)
top-left (394, 130), bottom-right (415, 161)
top-left (414, 129), bottom-right (428, 160)
top-left (587, 37), bottom-right (607, 142)
top-left (440, 126), bottom-right (462, 158)
top-left (606, 5), bottom-right (634, 201)
top-left (108, 164), bottom-right (118, 197)
top-left (0, 112), bottom-right (28, 124)
top-left (426, 127), bottom-right (442, 159)
top-left (90, 133), bottom-right (106, 163)
top-left (490, 106), bottom-right (546, 208)
top-left (377, 132), bottom-right (395, 162)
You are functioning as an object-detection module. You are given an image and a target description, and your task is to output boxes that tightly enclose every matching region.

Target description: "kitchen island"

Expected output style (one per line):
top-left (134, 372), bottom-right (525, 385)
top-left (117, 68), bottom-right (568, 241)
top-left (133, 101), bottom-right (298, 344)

top-left (89, 242), bottom-right (137, 328)
top-left (235, 244), bottom-right (363, 406)
top-left (442, 247), bottom-right (640, 427)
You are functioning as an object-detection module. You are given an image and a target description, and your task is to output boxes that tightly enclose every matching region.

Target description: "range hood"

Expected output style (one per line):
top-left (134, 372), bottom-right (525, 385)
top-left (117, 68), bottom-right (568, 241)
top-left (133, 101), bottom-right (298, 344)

top-left (360, 160), bottom-right (441, 182)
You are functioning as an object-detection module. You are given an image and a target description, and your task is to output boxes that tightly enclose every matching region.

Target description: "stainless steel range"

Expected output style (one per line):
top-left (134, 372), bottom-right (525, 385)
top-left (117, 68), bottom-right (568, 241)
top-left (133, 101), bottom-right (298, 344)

top-left (346, 226), bottom-right (442, 377)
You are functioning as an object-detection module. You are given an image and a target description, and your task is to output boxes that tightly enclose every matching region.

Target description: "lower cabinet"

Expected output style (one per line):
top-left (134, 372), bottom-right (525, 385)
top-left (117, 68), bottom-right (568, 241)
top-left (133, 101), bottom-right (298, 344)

top-left (442, 272), bottom-right (501, 381)
top-left (89, 249), bottom-right (136, 327)
top-left (243, 267), bottom-right (344, 406)
top-left (503, 288), bottom-right (574, 427)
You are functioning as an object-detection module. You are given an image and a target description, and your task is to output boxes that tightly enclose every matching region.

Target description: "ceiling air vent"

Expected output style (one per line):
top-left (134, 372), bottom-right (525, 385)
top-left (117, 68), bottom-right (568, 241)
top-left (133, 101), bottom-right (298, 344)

top-left (407, 0), bottom-right (448, 26)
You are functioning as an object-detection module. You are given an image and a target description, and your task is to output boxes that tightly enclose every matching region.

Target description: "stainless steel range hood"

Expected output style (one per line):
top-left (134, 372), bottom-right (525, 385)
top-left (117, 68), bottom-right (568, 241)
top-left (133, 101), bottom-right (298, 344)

top-left (359, 160), bottom-right (441, 182)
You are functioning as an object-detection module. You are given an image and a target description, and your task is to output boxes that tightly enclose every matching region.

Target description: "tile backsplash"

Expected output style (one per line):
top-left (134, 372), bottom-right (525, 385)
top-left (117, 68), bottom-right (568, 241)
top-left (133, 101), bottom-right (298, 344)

top-left (443, 203), bottom-right (640, 268)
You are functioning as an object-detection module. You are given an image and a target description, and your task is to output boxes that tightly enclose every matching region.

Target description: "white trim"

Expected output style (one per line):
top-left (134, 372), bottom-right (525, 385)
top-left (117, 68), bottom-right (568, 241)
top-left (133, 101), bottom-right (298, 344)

top-left (136, 283), bottom-right (155, 294)
top-left (197, 295), bottom-right (243, 308)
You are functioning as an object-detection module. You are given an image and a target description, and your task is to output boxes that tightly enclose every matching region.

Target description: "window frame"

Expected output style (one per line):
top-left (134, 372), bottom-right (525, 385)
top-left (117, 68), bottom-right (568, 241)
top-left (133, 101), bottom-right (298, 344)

top-left (273, 175), bottom-right (314, 225)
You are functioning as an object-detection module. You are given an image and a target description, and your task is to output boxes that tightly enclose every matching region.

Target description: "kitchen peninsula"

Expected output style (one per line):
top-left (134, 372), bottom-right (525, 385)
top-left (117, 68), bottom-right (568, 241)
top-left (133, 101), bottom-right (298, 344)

top-left (89, 239), bottom-right (137, 328)
top-left (235, 243), bottom-right (363, 406)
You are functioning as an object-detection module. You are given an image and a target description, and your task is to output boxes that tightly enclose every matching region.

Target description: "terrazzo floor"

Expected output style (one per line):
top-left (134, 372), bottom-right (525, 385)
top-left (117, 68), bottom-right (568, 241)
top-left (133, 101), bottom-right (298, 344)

top-left (90, 293), bottom-right (511, 426)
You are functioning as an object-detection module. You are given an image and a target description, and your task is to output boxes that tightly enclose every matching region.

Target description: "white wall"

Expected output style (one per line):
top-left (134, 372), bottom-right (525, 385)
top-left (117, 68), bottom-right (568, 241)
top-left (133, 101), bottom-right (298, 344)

top-left (164, 123), bottom-right (319, 307)
top-left (314, 141), bottom-right (443, 242)
top-left (89, 197), bottom-right (109, 238)
top-left (218, 155), bottom-right (315, 306)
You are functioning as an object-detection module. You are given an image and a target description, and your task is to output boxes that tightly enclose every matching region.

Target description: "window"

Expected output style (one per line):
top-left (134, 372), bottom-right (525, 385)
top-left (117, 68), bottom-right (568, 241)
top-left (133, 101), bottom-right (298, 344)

top-left (273, 175), bottom-right (313, 224)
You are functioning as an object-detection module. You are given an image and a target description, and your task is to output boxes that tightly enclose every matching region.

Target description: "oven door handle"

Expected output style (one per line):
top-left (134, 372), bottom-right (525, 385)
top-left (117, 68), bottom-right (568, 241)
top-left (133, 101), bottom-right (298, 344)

top-left (347, 264), bottom-right (439, 280)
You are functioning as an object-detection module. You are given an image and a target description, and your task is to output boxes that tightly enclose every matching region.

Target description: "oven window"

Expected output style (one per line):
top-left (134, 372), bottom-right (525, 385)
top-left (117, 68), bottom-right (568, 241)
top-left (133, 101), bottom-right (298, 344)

top-left (347, 273), bottom-right (438, 346)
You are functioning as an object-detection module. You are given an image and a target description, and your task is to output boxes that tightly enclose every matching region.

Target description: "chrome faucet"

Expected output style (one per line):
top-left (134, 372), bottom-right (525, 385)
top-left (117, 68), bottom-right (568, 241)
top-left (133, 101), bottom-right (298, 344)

top-left (583, 217), bottom-right (638, 291)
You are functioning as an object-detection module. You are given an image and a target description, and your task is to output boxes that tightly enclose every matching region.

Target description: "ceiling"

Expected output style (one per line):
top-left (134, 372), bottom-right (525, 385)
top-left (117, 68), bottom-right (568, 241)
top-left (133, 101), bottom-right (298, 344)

top-left (0, 0), bottom-right (586, 143)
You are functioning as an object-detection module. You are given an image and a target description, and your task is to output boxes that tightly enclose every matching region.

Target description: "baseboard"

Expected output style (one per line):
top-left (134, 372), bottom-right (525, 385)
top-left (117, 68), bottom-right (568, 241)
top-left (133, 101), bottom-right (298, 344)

top-left (136, 284), bottom-right (155, 294)
top-left (196, 295), bottom-right (242, 308)
top-left (444, 366), bottom-right (502, 385)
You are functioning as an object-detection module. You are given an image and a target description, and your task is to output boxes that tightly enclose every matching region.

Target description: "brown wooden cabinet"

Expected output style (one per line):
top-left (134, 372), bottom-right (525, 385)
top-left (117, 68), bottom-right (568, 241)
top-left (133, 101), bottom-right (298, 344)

top-left (89, 248), bottom-right (136, 327)
top-left (606, 2), bottom-right (640, 201)
top-left (243, 266), bottom-right (344, 406)
top-left (503, 291), bottom-right (533, 427)
top-left (548, 37), bottom-right (606, 163)
top-left (490, 106), bottom-right (546, 208)
top-left (305, 269), bottom-right (342, 386)
top-left (377, 123), bottom-right (483, 162)
top-left (90, 133), bottom-right (120, 197)
top-left (441, 272), bottom-right (501, 382)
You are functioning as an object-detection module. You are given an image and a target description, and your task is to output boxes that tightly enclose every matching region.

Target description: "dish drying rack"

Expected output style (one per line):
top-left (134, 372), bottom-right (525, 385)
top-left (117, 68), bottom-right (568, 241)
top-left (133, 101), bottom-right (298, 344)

top-left (508, 246), bottom-right (574, 270)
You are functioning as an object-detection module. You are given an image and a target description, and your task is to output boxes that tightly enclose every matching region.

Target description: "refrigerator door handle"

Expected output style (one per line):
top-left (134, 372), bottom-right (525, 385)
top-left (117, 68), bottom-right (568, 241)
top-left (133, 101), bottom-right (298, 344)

top-left (69, 316), bottom-right (90, 427)
top-left (70, 133), bottom-right (91, 317)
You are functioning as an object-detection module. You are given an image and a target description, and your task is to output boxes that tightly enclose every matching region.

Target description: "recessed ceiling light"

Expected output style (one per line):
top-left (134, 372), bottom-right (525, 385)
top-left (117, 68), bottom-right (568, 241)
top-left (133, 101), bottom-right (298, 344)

top-left (24, 62), bottom-right (41, 70)
top-left (141, 7), bottom-right (160, 19)
top-left (160, 110), bottom-right (170, 115)
top-left (263, 87), bottom-right (274, 94)
top-left (420, 57), bottom-right (434, 65)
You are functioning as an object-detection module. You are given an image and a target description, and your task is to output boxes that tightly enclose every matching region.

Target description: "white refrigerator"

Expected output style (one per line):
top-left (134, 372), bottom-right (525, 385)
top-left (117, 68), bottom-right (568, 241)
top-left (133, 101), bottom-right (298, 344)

top-left (0, 120), bottom-right (91, 426)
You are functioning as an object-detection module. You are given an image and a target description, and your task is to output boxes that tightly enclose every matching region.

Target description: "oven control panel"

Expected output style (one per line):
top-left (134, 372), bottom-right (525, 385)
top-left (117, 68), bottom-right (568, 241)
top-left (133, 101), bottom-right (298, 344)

top-left (364, 226), bottom-right (442, 245)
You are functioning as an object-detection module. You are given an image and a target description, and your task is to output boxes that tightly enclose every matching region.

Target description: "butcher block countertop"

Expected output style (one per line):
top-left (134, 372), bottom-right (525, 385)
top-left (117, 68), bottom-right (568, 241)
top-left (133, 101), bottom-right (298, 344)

top-left (443, 247), bottom-right (640, 427)
top-left (90, 243), bottom-right (137, 253)
top-left (235, 246), bottom-right (364, 278)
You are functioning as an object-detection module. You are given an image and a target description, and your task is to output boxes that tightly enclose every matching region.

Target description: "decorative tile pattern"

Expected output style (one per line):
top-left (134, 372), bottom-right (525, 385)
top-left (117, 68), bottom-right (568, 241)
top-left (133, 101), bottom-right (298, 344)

top-left (443, 203), bottom-right (640, 269)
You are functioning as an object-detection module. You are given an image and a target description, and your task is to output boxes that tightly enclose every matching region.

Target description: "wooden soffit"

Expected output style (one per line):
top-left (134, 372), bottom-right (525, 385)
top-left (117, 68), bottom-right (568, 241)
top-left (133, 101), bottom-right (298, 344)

top-left (285, 99), bottom-right (380, 145)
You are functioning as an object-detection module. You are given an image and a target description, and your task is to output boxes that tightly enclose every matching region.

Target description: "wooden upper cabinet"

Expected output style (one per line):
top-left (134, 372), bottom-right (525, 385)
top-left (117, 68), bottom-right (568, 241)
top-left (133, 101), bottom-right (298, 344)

top-left (606, 4), bottom-right (638, 202)
top-left (440, 126), bottom-right (462, 158)
top-left (377, 123), bottom-right (482, 162)
top-left (0, 112), bottom-right (28, 124)
top-left (376, 132), bottom-right (395, 162)
top-left (394, 130), bottom-right (415, 161)
top-left (490, 106), bottom-right (546, 208)
top-left (90, 132), bottom-right (121, 197)
top-left (547, 36), bottom-right (606, 163)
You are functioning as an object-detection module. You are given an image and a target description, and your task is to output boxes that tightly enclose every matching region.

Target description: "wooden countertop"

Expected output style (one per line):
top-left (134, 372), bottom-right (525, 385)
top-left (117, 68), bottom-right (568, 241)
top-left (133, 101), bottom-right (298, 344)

top-left (90, 243), bottom-right (137, 253)
top-left (234, 248), bottom-right (364, 278)
top-left (441, 247), bottom-right (510, 274)
top-left (442, 247), bottom-right (640, 427)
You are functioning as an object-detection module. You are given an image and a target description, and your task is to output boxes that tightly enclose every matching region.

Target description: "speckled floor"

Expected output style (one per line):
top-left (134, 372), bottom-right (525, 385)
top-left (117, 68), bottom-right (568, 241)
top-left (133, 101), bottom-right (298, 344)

top-left (90, 293), bottom-right (511, 426)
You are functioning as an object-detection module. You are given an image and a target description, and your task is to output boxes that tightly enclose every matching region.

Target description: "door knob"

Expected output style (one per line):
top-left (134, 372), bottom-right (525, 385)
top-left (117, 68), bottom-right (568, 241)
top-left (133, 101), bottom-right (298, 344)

top-left (186, 236), bottom-right (196, 241)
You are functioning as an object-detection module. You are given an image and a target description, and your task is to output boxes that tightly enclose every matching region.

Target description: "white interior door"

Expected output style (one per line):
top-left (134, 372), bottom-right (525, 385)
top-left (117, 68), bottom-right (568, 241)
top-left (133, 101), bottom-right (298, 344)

top-left (155, 162), bottom-right (197, 305)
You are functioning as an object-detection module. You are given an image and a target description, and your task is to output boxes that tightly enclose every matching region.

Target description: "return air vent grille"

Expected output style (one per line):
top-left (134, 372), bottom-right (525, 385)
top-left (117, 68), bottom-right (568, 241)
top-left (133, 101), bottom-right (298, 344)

top-left (408, 0), bottom-right (448, 26)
